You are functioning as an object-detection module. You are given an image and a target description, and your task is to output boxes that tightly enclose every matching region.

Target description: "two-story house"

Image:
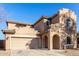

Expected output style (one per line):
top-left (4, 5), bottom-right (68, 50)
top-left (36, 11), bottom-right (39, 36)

top-left (2, 8), bottom-right (77, 50)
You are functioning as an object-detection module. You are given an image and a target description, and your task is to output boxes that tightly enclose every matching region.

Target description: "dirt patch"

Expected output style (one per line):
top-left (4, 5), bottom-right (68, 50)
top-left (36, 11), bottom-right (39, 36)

top-left (58, 49), bottom-right (79, 56)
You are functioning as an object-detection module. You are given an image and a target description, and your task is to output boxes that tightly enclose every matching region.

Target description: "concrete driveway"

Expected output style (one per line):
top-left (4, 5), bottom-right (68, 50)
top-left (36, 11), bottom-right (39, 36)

top-left (1, 49), bottom-right (79, 56)
top-left (10, 49), bottom-right (65, 56)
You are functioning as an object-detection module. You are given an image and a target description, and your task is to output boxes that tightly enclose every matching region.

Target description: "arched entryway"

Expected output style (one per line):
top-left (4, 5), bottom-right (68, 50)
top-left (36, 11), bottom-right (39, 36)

top-left (53, 34), bottom-right (60, 49)
top-left (43, 36), bottom-right (48, 48)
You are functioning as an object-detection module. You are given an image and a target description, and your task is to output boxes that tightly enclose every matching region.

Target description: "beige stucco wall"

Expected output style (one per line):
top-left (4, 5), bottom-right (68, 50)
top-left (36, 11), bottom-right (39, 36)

top-left (5, 22), bottom-right (41, 50)
top-left (8, 23), bottom-right (16, 29)
top-left (7, 22), bottom-right (38, 35)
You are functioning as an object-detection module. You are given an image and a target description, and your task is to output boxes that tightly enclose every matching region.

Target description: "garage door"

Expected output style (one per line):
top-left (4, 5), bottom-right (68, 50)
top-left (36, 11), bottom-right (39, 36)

top-left (11, 37), bottom-right (39, 50)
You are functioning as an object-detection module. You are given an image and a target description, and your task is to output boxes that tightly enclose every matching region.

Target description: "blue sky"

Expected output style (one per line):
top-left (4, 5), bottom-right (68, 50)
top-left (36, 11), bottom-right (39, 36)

top-left (0, 3), bottom-right (79, 39)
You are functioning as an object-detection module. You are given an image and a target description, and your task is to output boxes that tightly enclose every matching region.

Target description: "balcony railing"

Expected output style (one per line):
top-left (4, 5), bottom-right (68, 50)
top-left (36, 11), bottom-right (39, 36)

top-left (44, 24), bottom-right (50, 32)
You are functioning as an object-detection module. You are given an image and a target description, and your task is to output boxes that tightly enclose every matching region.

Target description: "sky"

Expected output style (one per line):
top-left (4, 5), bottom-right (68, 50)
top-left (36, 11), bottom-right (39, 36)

top-left (0, 3), bottom-right (79, 39)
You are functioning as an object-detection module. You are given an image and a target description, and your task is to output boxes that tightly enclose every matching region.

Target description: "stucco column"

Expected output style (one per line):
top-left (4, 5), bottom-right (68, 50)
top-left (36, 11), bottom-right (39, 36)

top-left (9, 36), bottom-right (11, 50)
top-left (72, 34), bottom-right (77, 49)
top-left (38, 38), bottom-right (41, 48)
top-left (5, 35), bottom-right (11, 50)
top-left (48, 37), bottom-right (52, 50)
top-left (73, 39), bottom-right (77, 49)
top-left (41, 37), bottom-right (44, 48)
top-left (59, 37), bottom-right (63, 50)
top-left (59, 39), bottom-right (62, 49)
top-left (48, 30), bottom-right (52, 50)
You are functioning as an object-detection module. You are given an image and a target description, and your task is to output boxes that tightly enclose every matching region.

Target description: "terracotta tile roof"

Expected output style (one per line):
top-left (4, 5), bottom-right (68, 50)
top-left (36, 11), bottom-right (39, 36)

top-left (33, 13), bottom-right (58, 26)
top-left (6, 13), bottom-right (58, 26)
top-left (6, 20), bottom-right (32, 26)
top-left (33, 16), bottom-right (48, 25)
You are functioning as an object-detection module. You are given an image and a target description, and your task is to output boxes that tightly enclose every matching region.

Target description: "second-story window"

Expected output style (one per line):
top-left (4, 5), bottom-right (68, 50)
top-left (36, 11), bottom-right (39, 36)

top-left (44, 19), bottom-right (50, 26)
top-left (46, 20), bottom-right (50, 26)
top-left (46, 21), bottom-right (49, 25)
top-left (65, 18), bottom-right (73, 31)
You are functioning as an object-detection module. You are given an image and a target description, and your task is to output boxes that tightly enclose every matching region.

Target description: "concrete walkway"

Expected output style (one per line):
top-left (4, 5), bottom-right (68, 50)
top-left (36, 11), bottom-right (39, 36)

top-left (11, 49), bottom-right (65, 56)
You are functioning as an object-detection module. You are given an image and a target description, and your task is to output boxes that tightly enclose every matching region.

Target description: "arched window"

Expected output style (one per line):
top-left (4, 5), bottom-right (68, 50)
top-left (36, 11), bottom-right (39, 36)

top-left (66, 19), bottom-right (70, 29)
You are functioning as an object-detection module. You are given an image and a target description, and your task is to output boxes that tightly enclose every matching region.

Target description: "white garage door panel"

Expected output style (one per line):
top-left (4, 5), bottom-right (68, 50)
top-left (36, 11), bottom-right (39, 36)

top-left (11, 37), bottom-right (39, 50)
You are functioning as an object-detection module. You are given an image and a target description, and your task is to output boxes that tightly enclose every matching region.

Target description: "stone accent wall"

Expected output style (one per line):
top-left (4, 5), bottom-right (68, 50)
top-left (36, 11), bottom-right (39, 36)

top-left (59, 8), bottom-right (77, 49)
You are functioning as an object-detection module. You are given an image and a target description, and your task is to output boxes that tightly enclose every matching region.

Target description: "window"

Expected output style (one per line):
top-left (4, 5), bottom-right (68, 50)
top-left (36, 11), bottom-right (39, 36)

top-left (65, 18), bottom-right (73, 30)
top-left (46, 20), bottom-right (51, 26)
top-left (67, 37), bottom-right (71, 44)
top-left (66, 19), bottom-right (70, 29)
top-left (46, 21), bottom-right (49, 25)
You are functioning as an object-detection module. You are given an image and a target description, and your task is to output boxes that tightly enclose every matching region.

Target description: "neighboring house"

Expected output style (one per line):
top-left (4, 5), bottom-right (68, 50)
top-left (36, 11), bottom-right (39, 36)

top-left (2, 8), bottom-right (77, 50)
top-left (0, 40), bottom-right (5, 50)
